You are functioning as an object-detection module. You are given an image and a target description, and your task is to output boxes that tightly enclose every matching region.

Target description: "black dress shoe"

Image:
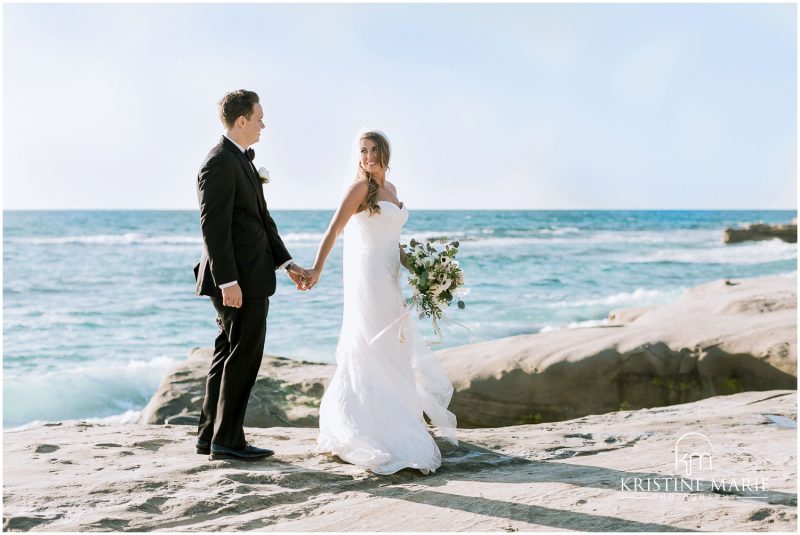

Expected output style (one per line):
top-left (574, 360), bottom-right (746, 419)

top-left (195, 439), bottom-right (210, 455)
top-left (209, 443), bottom-right (275, 461)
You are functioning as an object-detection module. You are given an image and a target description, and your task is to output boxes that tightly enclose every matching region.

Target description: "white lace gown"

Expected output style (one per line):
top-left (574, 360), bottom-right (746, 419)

top-left (316, 200), bottom-right (458, 475)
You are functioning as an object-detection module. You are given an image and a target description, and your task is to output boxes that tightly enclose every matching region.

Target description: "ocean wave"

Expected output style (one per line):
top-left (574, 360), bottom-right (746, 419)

top-left (399, 228), bottom-right (500, 243)
top-left (283, 232), bottom-right (326, 242)
top-left (537, 226), bottom-right (581, 235)
top-left (84, 409), bottom-right (142, 425)
top-left (538, 318), bottom-right (610, 333)
top-left (625, 240), bottom-right (797, 265)
top-left (3, 356), bottom-right (177, 429)
top-left (4, 355), bottom-right (178, 378)
top-left (500, 227), bottom-right (581, 236)
top-left (7, 231), bottom-right (340, 246)
top-left (546, 287), bottom-right (687, 309)
top-left (7, 410), bottom-right (143, 431)
top-left (409, 229), bottom-right (720, 248)
top-left (7, 233), bottom-right (202, 246)
top-left (7, 228), bottom-right (721, 248)
top-left (588, 229), bottom-right (718, 244)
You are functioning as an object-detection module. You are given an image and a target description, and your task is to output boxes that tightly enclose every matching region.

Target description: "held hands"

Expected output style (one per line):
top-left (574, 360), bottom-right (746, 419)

top-left (224, 266), bottom-right (315, 305)
top-left (286, 263), bottom-right (312, 291)
top-left (283, 262), bottom-right (321, 291)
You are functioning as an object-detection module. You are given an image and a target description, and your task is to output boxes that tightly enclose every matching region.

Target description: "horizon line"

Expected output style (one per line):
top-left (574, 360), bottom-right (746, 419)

top-left (2, 208), bottom-right (798, 212)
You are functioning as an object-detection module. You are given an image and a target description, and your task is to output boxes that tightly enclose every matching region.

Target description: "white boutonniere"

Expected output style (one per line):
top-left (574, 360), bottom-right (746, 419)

top-left (257, 167), bottom-right (270, 184)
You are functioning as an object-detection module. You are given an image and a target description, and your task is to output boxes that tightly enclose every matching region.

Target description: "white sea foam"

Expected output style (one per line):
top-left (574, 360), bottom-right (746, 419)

top-left (8, 228), bottom-right (725, 249)
top-left (547, 287), bottom-right (687, 309)
top-left (283, 232), bottom-right (327, 242)
top-left (624, 240), bottom-right (797, 265)
top-left (3, 356), bottom-right (179, 429)
top-left (9, 231), bottom-right (333, 246)
top-left (539, 318), bottom-right (611, 333)
top-left (7, 410), bottom-right (143, 431)
top-left (84, 409), bottom-right (143, 425)
top-left (537, 226), bottom-right (581, 235)
top-left (11, 229), bottom-right (492, 247)
top-left (10, 233), bottom-right (202, 246)
top-left (399, 228), bottom-right (500, 243)
top-left (6, 420), bottom-right (48, 432)
top-left (444, 229), bottom-right (719, 248)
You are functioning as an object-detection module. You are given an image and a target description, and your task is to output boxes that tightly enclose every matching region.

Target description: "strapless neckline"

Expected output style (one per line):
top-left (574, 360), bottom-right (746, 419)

top-left (377, 199), bottom-right (405, 210)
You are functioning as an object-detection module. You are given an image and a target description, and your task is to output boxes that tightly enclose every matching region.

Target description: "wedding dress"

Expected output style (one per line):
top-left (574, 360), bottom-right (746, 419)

top-left (316, 200), bottom-right (458, 475)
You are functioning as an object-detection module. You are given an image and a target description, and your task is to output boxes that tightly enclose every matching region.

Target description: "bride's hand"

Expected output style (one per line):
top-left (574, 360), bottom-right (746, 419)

top-left (305, 267), bottom-right (322, 290)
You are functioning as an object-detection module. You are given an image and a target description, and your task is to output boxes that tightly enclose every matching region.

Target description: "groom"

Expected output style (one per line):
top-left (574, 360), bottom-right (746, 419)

top-left (194, 89), bottom-right (308, 461)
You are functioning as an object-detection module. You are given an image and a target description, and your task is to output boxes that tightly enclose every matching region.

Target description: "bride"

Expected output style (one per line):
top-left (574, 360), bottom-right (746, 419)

top-left (303, 130), bottom-right (458, 475)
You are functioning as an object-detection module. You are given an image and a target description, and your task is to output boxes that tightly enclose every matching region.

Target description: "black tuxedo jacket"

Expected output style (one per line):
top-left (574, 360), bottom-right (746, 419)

top-left (194, 136), bottom-right (291, 299)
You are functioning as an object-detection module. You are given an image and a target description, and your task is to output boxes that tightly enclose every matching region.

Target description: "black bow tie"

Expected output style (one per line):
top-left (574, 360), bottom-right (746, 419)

top-left (245, 148), bottom-right (255, 161)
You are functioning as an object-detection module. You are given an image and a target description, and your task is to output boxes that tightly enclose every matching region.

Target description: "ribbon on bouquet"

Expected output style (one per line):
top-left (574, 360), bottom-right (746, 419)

top-left (421, 286), bottom-right (475, 346)
top-left (430, 316), bottom-right (443, 346)
top-left (429, 314), bottom-right (475, 346)
top-left (367, 293), bottom-right (476, 348)
top-left (367, 301), bottom-right (414, 346)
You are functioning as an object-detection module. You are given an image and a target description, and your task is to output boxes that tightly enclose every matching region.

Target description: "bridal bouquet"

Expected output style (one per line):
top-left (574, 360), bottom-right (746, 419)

top-left (400, 237), bottom-right (467, 325)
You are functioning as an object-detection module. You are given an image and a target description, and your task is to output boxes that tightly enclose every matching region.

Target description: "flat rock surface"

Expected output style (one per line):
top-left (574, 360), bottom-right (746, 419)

top-left (4, 390), bottom-right (796, 531)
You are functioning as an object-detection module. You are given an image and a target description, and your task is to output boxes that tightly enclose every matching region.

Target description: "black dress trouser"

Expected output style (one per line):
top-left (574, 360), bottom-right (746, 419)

top-left (197, 295), bottom-right (269, 449)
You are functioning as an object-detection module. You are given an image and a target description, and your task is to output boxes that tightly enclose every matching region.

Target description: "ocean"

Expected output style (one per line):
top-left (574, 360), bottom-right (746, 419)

top-left (3, 209), bottom-right (796, 428)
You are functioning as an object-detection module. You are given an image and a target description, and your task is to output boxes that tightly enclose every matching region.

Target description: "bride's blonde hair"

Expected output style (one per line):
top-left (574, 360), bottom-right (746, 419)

top-left (356, 131), bottom-right (391, 216)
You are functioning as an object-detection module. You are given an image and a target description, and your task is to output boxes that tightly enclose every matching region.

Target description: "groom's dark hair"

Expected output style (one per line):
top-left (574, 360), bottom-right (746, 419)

top-left (218, 90), bottom-right (260, 129)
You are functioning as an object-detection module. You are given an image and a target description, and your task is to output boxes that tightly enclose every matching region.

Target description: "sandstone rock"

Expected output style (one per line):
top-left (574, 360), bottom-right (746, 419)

top-left (138, 349), bottom-right (333, 427)
top-left (438, 274), bottom-right (796, 427)
top-left (4, 391), bottom-right (796, 531)
top-left (141, 275), bottom-right (796, 430)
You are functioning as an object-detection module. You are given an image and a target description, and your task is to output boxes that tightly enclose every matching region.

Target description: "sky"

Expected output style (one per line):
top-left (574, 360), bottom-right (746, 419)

top-left (3, 1), bottom-right (797, 210)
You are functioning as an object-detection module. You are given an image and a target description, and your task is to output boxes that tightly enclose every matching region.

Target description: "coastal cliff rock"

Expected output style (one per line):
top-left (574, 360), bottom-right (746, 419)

top-left (4, 391), bottom-right (796, 531)
top-left (723, 222), bottom-right (797, 244)
top-left (440, 274), bottom-right (796, 427)
top-left (138, 352), bottom-right (333, 427)
top-left (141, 275), bottom-right (796, 429)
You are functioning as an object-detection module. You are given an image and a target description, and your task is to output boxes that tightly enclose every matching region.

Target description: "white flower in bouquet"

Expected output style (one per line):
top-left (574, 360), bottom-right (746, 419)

top-left (430, 283), bottom-right (447, 296)
top-left (399, 237), bottom-right (467, 328)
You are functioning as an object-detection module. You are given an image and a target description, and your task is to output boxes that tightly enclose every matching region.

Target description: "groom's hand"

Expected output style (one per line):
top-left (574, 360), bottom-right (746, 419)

top-left (221, 283), bottom-right (243, 308)
top-left (287, 264), bottom-right (310, 291)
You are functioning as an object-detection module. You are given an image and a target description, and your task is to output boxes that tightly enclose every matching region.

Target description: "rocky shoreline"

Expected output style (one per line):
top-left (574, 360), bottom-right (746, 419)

top-left (3, 390), bottom-right (796, 531)
top-left (140, 273), bottom-right (796, 428)
top-left (3, 273), bottom-right (797, 531)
